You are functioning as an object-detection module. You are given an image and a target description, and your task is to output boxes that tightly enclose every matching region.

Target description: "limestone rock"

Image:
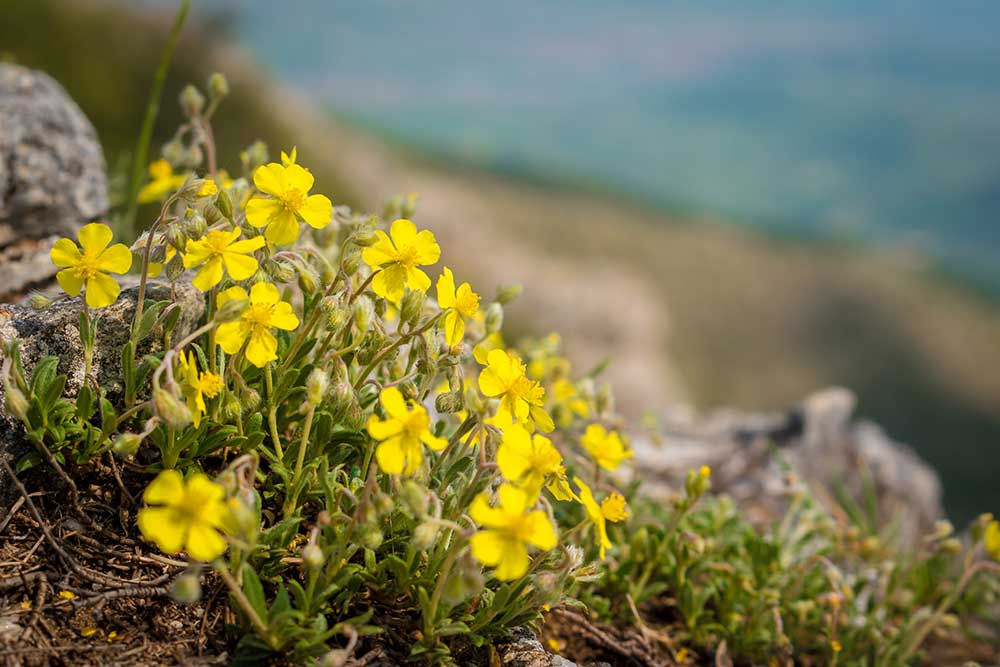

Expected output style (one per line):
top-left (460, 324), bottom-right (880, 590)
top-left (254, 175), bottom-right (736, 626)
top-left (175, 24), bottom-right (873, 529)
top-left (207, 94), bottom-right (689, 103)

top-left (633, 387), bottom-right (944, 546)
top-left (494, 628), bottom-right (586, 667)
top-left (0, 64), bottom-right (108, 302)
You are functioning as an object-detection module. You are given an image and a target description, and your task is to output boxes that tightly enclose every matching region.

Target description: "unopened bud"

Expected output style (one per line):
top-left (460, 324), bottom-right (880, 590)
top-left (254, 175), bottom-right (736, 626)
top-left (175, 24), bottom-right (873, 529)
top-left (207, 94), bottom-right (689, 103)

top-left (320, 649), bottom-right (350, 667)
top-left (305, 368), bottom-right (329, 406)
top-left (351, 228), bottom-right (378, 247)
top-left (171, 571), bottom-right (202, 604)
top-left (203, 203), bottom-right (223, 226)
top-left (183, 210), bottom-right (207, 240)
top-left (242, 389), bottom-right (262, 413)
top-left (165, 253), bottom-right (186, 282)
top-left (161, 140), bottom-right (184, 165)
top-left (207, 72), bottom-right (229, 99)
top-left (214, 297), bottom-right (248, 323)
top-left (412, 522), bottom-right (439, 551)
top-left (3, 384), bottom-right (29, 421)
top-left (180, 85), bottom-right (205, 117)
top-left (400, 289), bottom-right (425, 326)
top-left (400, 481), bottom-right (429, 517)
top-left (28, 293), bottom-right (51, 311)
top-left (241, 141), bottom-right (268, 173)
top-left (940, 538), bottom-right (963, 554)
top-left (112, 432), bottom-right (142, 458)
top-left (297, 266), bottom-right (319, 294)
top-left (166, 225), bottom-right (188, 252)
top-left (484, 303), bottom-right (503, 334)
top-left (358, 521), bottom-right (383, 550)
top-left (353, 296), bottom-right (374, 335)
top-left (215, 189), bottom-right (234, 220)
top-left (343, 399), bottom-right (365, 431)
top-left (302, 544), bottom-right (324, 570)
top-left (266, 259), bottom-right (296, 283)
top-left (341, 249), bottom-right (362, 276)
top-left (223, 396), bottom-right (242, 421)
top-left (495, 284), bottom-right (522, 305)
top-left (153, 386), bottom-right (192, 430)
top-left (435, 391), bottom-right (463, 414)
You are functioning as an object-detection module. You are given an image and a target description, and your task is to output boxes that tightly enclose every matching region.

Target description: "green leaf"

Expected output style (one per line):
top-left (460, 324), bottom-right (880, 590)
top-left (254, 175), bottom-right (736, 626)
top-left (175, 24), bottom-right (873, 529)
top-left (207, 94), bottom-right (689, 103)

top-left (135, 300), bottom-right (169, 342)
top-left (29, 356), bottom-right (60, 397)
top-left (240, 564), bottom-right (268, 621)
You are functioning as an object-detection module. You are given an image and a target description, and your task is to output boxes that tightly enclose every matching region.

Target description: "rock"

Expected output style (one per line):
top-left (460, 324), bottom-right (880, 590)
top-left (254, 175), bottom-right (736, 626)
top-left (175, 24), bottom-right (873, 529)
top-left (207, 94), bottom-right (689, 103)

top-left (633, 387), bottom-right (944, 547)
top-left (0, 64), bottom-right (108, 302)
top-left (494, 628), bottom-right (585, 667)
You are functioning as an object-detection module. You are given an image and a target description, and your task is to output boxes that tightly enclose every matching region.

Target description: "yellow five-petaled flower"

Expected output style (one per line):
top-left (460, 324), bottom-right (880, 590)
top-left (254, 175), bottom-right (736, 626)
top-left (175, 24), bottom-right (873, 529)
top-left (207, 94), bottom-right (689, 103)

top-left (216, 282), bottom-right (300, 367)
top-left (478, 349), bottom-right (554, 433)
top-left (177, 350), bottom-right (223, 428)
top-left (50, 223), bottom-right (132, 309)
top-left (574, 477), bottom-right (628, 559)
top-left (183, 228), bottom-right (265, 291)
top-left (361, 218), bottom-right (441, 304)
top-left (367, 386), bottom-right (446, 475)
top-left (581, 423), bottom-right (633, 472)
top-left (470, 484), bottom-right (558, 581)
top-left (496, 424), bottom-right (573, 501)
top-left (137, 470), bottom-right (230, 562)
top-left (245, 159), bottom-right (332, 245)
top-left (436, 266), bottom-right (480, 348)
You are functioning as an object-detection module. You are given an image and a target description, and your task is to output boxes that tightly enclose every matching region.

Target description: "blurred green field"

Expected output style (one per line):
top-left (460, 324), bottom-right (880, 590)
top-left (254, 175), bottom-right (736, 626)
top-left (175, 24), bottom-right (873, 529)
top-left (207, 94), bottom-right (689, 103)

top-left (3, 0), bottom-right (1000, 523)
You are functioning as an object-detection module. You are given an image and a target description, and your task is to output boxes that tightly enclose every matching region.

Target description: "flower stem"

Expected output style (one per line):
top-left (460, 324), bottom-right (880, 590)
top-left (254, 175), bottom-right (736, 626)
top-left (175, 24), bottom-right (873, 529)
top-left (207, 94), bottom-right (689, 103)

top-left (264, 365), bottom-right (283, 461)
top-left (284, 404), bottom-right (316, 518)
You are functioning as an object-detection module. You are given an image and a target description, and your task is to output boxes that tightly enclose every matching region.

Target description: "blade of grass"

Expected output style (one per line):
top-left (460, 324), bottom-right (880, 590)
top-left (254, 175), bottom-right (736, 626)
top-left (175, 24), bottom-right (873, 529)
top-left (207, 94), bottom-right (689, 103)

top-left (120, 0), bottom-right (191, 239)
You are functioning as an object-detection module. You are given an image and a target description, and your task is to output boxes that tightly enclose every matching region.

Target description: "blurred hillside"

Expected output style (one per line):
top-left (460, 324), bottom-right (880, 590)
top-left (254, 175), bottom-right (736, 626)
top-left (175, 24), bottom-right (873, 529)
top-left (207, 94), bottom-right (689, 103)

top-left (2, 0), bottom-right (1000, 523)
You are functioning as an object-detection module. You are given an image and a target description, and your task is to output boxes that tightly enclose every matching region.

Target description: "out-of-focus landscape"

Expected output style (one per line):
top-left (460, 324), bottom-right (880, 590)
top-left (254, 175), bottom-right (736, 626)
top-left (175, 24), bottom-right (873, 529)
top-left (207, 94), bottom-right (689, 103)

top-left (3, 0), bottom-right (1000, 523)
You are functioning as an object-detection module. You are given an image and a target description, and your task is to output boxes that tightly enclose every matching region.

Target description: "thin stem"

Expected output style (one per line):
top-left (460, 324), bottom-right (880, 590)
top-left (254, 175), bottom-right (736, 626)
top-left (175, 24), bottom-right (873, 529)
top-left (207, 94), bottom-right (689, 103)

top-left (353, 313), bottom-right (442, 390)
top-left (215, 565), bottom-right (277, 649)
top-left (265, 365), bottom-right (283, 461)
top-left (425, 538), bottom-right (463, 636)
top-left (284, 404), bottom-right (317, 518)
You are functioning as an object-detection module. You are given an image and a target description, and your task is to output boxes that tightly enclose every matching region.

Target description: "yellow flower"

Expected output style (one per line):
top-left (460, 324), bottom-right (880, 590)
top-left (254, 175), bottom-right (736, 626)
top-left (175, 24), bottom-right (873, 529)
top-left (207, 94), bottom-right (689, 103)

top-left (280, 146), bottom-right (297, 166)
top-left (478, 349), bottom-right (554, 433)
top-left (551, 378), bottom-right (590, 428)
top-left (57, 590), bottom-right (76, 601)
top-left (574, 477), bottom-right (627, 559)
top-left (496, 424), bottom-right (572, 501)
top-left (183, 228), bottom-right (265, 291)
top-left (216, 282), bottom-right (300, 367)
top-left (581, 424), bottom-right (633, 472)
top-left (50, 222), bottom-right (132, 308)
top-left (436, 266), bottom-right (480, 347)
top-left (177, 350), bottom-right (223, 427)
top-left (985, 520), bottom-right (1000, 560)
top-left (367, 386), bottom-right (446, 475)
top-left (245, 160), bottom-right (332, 245)
top-left (137, 159), bottom-right (187, 203)
top-left (470, 484), bottom-right (557, 581)
top-left (137, 470), bottom-right (230, 562)
top-left (197, 179), bottom-right (219, 197)
top-left (361, 218), bottom-right (441, 303)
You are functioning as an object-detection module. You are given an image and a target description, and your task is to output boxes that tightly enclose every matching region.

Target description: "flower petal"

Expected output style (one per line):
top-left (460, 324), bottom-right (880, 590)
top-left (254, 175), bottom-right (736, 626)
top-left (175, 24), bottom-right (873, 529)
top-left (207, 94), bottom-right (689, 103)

top-left (77, 223), bottom-right (113, 253)
top-left (284, 163), bottom-right (314, 194)
top-left (215, 321), bottom-right (245, 355)
top-left (493, 541), bottom-right (530, 581)
top-left (138, 507), bottom-right (186, 554)
top-left (367, 415), bottom-right (403, 441)
top-left (97, 243), bottom-right (133, 274)
top-left (185, 522), bottom-right (227, 562)
top-left (252, 163), bottom-right (287, 197)
top-left (379, 386), bottom-right (409, 421)
top-left (217, 285), bottom-right (248, 308)
top-left (268, 302), bottom-right (300, 330)
top-left (227, 236), bottom-right (267, 254)
top-left (420, 430), bottom-right (448, 452)
top-left (375, 436), bottom-right (407, 475)
top-left (245, 329), bottom-right (278, 367)
top-left (143, 469), bottom-right (185, 504)
top-left (442, 309), bottom-right (464, 347)
top-left (436, 267), bottom-right (456, 308)
top-left (371, 264), bottom-right (407, 304)
top-left (56, 268), bottom-right (84, 297)
top-left (470, 530), bottom-right (505, 567)
top-left (222, 251), bottom-right (259, 281)
top-left (50, 238), bottom-right (82, 267)
top-left (249, 281), bottom-right (280, 305)
top-left (405, 267), bottom-right (431, 293)
top-left (389, 218), bottom-right (418, 248)
top-left (245, 196), bottom-right (283, 229)
top-left (264, 211), bottom-right (300, 246)
top-left (526, 511), bottom-right (558, 550)
top-left (413, 230), bottom-right (441, 265)
top-left (85, 272), bottom-right (121, 308)
top-left (299, 194), bottom-right (332, 229)
top-left (192, 258), bottom-right (224, 291)
top-left (361, 231), bottom-right (396, 267)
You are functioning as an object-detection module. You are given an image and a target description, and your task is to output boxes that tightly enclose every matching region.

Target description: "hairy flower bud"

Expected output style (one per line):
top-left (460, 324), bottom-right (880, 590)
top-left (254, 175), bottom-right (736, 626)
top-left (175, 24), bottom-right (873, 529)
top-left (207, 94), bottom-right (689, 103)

top-left (400, 481), bottom-right (429, 517)
top-left (3, 383), bottom-right (29, 421)
top-left (203, 203), bottom-right (223, 226)
top-left (353, 296), bottom-right (374, 336)
top-left (28, 293), bottom-right (51, 311)
top-left (153, 386), bottom-right (192, 430)
top-left (495, 283), bottom-right (523, 305)
top-left (435, 391), bottom-right (463, 414)
top-left (207, 72), bottom-right (229, 99)
top-left (171, 571), bottom-right (202, 604)
top-left (179, 85), bottom-right (205, 117)
top-left (343, 399), bottom-right (365, 431)
top-left (297, 266), bottom-right (319, 295)
top-left (264, 259), bottom-right (295, 283)
top-left (215, 189), bottom-right (234, 220)
top-left (305, 368), bottom-right (330, 407)
top-left (412, 522), bottom-right (439, 551)
top-left (341, 246), bottom-right (362, 276)
top-left (165, 253), bottom-right (186, 282)
top-left (214, 297), bottom-right (249, 323)
top-left (400, 289), bottom-right (425, 327)
top-left (184, 210), bottom-right (207, 240)
top-left (302, 543), bottom-right (324, 570)
top-left (112, 432), bottom-right (142, 458)
top-left (484, 303), bottom-right (503, 335)
top-left (166, 225), bottom-right (188, 252)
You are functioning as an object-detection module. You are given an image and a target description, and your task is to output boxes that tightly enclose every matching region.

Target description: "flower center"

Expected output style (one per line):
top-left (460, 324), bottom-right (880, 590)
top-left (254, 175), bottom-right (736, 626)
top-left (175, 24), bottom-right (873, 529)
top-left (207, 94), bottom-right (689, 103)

top-left (244, 303), bottom-right (274, 330)
top-left (204, 230), bottom-right (232, 256)
top-left (74, 250), bottom-right (103, 279)
top-left (393, 244), bottom-right (420, 268)
top-left (401, 411), bottom-right (430, 439)
top-left (198, 372), bottom-right (223, 398)
top-left (279, 188), bottom-right (306, 212)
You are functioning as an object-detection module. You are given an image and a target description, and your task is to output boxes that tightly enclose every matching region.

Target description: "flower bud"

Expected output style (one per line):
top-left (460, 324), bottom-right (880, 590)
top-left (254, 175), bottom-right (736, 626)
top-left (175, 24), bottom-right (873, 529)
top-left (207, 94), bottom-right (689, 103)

top-left (351, 227), bottom-right (378, 247)
top-left (161, 140), bottom-right (184, 165)
top-left (305, 368), bottom-right (330, 407)
top-left (412, 522), bottom-right (439, 551)
top-left (435, 391), bottom-right (463, 414)
top-left (400, 289), bottom-right (425, 327)
top-left (112, 432), bottom-right (142, 458)
top-left (171, 571), bottom-right (202, 604)
top-left (203, 203), bottom-right (223, 226)
top-left (183, 210), bottom-right (207, 240)
top-left (165, 253), bottom-right (186, 282)
top-left (166, 224), bottom-right (188, 252)
top-left (343, 399), bottom-right (365, 431)
top-left (399, 481), bottom-right (429, 517)
top-left (242, 388), bottom-right (262, 414)
top-left (341, 249), bottom-right (362, 277)
top-left (223, 396), bottom-right (242, 421)
top-left (179, 85), bottom-right (205, 117)
top-left (302, 543), bottom-right (324, 570)
top-left (595, 382), bottom-right (614, 416)
top-left (241, 141), bottom-right (268, 173)
top-left (28, 293), bottom-right (51, 311)
top-left (214, 297), bottom-right (249, 323)
top-left (357, 521), bottom-right (383, 550)
top-left (940, 538), bottom-right (963, 554)
top-left (353, 296), bottom-right (374, 336)
top-left (3, 383), bottom-right (29, 421)
top-left (153, 386), bottom-right (192, 430)
top-left (207, 72), bottom-right (229, 99)
top-left (297, 266), bottom-right (319, 295)
top-left (495, 284), bottom-right (522, 305)
top-left (320, 649), bottom-right (351, 667)
top-left (484, 303), bottom-right (503, 335)
top-left (266, 259), bottom-right (296, 283)
top-left (215, 189), bottom-right (234, 220)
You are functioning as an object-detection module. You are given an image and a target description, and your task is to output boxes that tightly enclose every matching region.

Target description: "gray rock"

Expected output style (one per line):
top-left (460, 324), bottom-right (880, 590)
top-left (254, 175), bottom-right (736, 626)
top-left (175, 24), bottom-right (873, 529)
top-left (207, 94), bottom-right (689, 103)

top-left (0, 64), bottom-right (108, 302)
top-left (633, 387), bottom-right (944, 547)
top-left (493, 628), bottom-right (584, 667)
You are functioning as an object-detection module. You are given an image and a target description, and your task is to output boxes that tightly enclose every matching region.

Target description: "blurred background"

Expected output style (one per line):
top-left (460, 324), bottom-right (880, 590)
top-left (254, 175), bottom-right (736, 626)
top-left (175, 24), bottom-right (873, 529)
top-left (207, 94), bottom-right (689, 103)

top-left (2, 0), bottom-right (999, 523)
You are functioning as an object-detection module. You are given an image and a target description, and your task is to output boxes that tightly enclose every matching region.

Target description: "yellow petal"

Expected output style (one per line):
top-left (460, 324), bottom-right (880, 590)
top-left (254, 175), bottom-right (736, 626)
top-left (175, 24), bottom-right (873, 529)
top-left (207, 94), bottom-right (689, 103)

top-left (97, 243), bottom-right (133, 274)
top-left (361, 231), bottom-right (396, 267)
top-left (185, 522), bottom-right (227, 562)
top-left (268, 302), bottom-right (300, 330)
top-left (56, 268), bottom-right (84, 296)
top-left (367, 414), bottom-right (403, 441)
top-left (249, 281), bottom-right (280, 305)
top-left (371, 264), bottom-right (407, 304)
top-left (389, 218), bottom-right (418, 248)
top-left (137, 506), bottom-right (186, 554)
top-left (498, 484), bottom-right (529, 516)
top-left (217, 285), bottom-right (248, 308)
top-left (77, 223), bottom-right (113, 253)
top-left (443, 310), bottom-right (465, 348)
top-left (526, 511), bottom-right (558, 550)
top-left (222, 252), bottom-right (258, 281)
top-left (192, 258), bottom-right (224, 291)
top-left (420, 430), bottom-right (448, 452)
top-left (215, 321), bottom-right (246, 355)
top-left (436, 267), bottom-right (457, 308)
top-left (143, 469), bottom-right (185, 504)
top-left (413, 230), bottom-right (441, 265)
top-left (245, 330), bottom-right (278, 367)
top-left (245, 196), bottom-right (283, 229)
top-left (85, 272), bottom-right (121, 309)
top-left (375, 436), bottom-right (407, 475)
top-left (252, 163), bottom-right (287, 197)
top-left (470, 530), bottom-right (505, 566)
top-left (405, 267), bottom-right (431, 293)
top-left (493, 541), bottom-right (530, 581)
top-left (50, 238), bottom-right (82, 267)
top-left (284, 163), bottom-right (314, 194)
top-left (264, 211), bottom-right (300, 246)
top-left (226, 236), bottom-right (267, 255)
top-left (379, 386), bottom-right (409, 420)
top-left (299, 194), bottom-right (332, 229)
top-left (183, 238), bottom-right (212, 267)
